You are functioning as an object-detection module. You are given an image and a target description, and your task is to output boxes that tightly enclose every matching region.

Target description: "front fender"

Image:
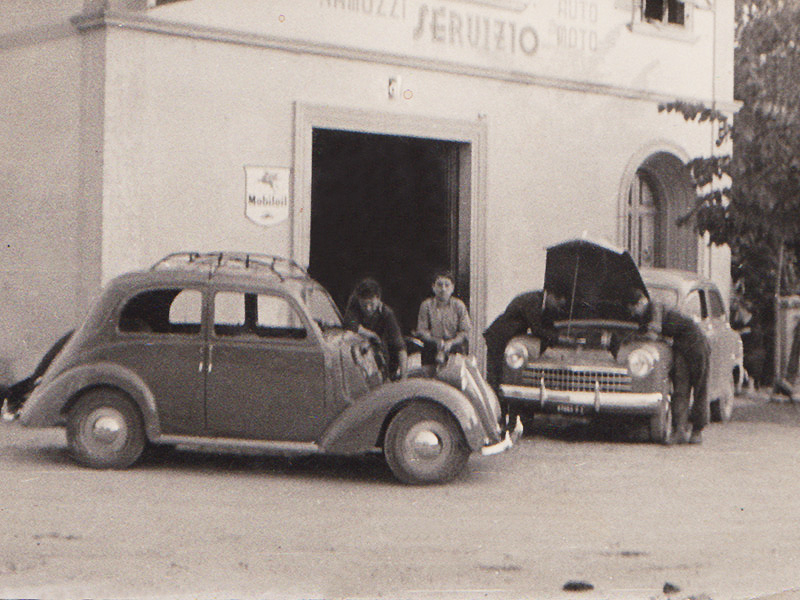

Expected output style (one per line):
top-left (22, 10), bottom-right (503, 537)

top-left (319, 378), bottom-right (486, 455)
top-left (18, 362), bottom-right (161, 440)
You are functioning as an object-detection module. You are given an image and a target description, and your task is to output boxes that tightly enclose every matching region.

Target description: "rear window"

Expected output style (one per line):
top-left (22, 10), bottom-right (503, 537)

top-left (119, 288), bottom-right (202, 335)
top-left (684, 290), bottom-right (705, 319)
top-left (646, 286), bottom-right (679, 309)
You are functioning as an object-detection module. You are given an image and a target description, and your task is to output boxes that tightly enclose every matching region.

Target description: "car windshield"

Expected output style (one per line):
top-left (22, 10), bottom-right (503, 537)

top-left (647, 285), bottom-right (679, 309)
top-left (286, 280), bottom-right (342, 330)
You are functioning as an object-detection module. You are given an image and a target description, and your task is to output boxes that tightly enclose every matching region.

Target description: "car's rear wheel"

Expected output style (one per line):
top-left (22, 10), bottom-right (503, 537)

top-left (66, 388), bottom-right (145, 469)
top-left (649, 397), bottom-right (672, 444)
top-left (384, 401), bottom-right (469, 485)
top-left (711, 381), bottom-right (734, 422)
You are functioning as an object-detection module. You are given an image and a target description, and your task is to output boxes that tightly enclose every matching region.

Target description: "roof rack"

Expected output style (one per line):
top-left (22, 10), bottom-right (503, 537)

top-left (151, 252), bottom-right (309, 281)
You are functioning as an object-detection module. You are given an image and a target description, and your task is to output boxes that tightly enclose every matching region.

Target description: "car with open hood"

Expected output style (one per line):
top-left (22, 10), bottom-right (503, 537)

top-left (8, 252), bottom-right (513, 484)
top-left (500, 238), bottom-right (674, 442)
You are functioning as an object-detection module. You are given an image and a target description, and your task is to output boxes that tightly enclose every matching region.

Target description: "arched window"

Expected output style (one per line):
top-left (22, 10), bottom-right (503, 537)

top-left (626, 171), bottom-right (658, 267)
top-left (621, 151), bottom-right (697, 271)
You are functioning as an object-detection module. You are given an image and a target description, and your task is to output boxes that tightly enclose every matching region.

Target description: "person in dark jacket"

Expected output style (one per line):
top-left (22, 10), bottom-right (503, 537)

top-left (483, 290), bottom-right (565, 419)
top-left (629, 290), bottom-right (710, 444)
top-left (773, 318), bottom-right (800, 401)
top-left (731, 298), bottom-right (766, 390)
top-left (344, 278), bottom-right (407, 381)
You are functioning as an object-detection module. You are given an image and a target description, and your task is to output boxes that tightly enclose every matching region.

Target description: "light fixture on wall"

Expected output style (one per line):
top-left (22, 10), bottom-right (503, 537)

top-left (388, 77), bottom-right (401, 99)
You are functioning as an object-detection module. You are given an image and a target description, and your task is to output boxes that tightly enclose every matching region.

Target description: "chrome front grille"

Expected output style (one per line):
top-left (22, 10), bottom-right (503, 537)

top-left (522, 364), bottom-right (632, 392)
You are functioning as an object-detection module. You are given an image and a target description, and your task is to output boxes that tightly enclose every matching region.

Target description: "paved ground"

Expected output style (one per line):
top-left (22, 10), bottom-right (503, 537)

top-left (2, 392), bottom-right (800, 600)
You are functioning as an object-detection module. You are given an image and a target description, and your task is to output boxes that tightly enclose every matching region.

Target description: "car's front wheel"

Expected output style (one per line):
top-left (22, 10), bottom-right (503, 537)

top-left (649, 397), bottom-right (672, 444)
top-left (66, 388), bottom-right (145, 469)
top-left (384, 401), bottom-right (469, 485)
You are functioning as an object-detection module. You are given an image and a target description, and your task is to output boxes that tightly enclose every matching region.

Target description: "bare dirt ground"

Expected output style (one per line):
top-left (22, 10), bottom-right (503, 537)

top-left (2, 392), bottom-right (800, 600)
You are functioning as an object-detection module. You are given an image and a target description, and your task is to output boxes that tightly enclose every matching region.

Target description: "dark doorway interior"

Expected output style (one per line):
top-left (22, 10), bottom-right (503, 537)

top-left (309, 128), bottom-right (467, 334)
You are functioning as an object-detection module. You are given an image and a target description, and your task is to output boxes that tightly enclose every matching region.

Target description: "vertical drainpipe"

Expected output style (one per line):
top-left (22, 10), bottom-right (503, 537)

top-left (707, 0), bottom-right (718, 281)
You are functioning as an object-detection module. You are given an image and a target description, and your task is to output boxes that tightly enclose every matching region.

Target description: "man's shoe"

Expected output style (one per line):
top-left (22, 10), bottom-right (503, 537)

top-left (774, 378), bottom-right (795, 397)
top-left (688, 429), bottom-right (703, 444)
top-left (670, 426), bottom-right (690, 445)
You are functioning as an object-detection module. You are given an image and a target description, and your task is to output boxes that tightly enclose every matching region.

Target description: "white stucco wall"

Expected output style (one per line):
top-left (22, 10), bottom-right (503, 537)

top-left (0, 2), bottom-right (96, 377)
top-left (138, 0), bottom-right (722, 103)
top-left (99, 16), bottom-right (720, 323)
top-left (0, 0), bottom-right (736, 374)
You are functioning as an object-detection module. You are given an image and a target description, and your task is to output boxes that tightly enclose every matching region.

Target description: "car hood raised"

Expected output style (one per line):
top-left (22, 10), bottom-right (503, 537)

top-left (544, 238), bottom-right (649, 322)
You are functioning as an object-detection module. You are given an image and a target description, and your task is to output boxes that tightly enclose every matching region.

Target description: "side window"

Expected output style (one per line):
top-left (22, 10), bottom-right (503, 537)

top-left (212, 292), bottom-right (307, 339)
top-left (683, 290), bottom-right (704, 320)
top-left (256, 294), bottom-right (307, 339)
top-left (707, 288), bottom-right (726, 319)
top-left (119, 288), bottom-right (202, 335)
top-left (213, 291), bottom-right (247, 337)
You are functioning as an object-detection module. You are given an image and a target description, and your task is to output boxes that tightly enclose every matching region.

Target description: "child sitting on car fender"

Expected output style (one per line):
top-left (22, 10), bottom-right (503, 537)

top-left (416, 270), bottom-right (471, 374)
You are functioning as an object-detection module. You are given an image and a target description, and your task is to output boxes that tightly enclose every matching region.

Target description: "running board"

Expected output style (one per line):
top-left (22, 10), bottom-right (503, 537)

top-left (157, 435), bottom-right (321, 455)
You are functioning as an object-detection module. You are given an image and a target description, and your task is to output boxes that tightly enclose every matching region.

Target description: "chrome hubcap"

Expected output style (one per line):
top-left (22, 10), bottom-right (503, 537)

top-left (409, 428), bottom-right (443, 460)
top-left (93, 415), bottom-right (123, 444)
top-left (84, 408), bottom-right (128, 451)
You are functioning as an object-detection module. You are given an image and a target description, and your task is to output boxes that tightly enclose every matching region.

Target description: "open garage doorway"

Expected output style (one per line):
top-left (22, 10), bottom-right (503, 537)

top-left (308, 129), bottom-right (470, 334)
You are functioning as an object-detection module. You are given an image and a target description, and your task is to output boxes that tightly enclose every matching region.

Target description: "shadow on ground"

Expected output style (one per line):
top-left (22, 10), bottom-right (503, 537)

top-left (731, 392), bottom-right (800, 426)
top-left (137, 444), bottom-right (396, 483)
top-left (521, 392), bottom-right (800, 442)
top-left (522, 414), bottom-right (650, 443)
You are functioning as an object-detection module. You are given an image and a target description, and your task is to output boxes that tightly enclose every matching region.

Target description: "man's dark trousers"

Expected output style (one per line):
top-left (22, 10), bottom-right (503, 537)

top-left (671, 346), bottom-right (710, 433)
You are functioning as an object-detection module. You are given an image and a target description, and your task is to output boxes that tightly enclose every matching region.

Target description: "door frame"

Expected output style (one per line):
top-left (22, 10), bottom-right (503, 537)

top-left (292, 103), bottom-right (488, 357)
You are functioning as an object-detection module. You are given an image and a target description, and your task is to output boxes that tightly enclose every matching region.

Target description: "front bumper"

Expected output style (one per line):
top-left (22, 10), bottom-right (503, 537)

top-left (500, 384), bottom-right (663, 417)
top-left (481, 416), bottom-right (523, 456)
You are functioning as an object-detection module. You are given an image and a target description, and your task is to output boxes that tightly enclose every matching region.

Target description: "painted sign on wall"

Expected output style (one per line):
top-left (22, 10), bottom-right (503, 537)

top-left (244, 166), bottom-right (290, 226)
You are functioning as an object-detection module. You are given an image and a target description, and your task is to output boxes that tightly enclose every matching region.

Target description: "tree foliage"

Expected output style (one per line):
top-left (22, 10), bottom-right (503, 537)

top-left (659, 0), bottom-right (800, 382)
top-left (659, 0), bottom-right (800, 293)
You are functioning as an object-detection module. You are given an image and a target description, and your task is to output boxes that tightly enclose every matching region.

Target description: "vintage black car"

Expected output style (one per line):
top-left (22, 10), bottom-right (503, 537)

top-left (500, 239), bottom-right (674, 442)
top-left (8, 252), bottom-right (514, 484)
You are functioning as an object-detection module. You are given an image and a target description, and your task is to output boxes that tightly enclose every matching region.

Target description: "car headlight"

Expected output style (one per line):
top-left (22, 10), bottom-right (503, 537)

top-left (505, 341), bottom-right (529, 370)
top-left (627, 346), bottom-right (660, 378)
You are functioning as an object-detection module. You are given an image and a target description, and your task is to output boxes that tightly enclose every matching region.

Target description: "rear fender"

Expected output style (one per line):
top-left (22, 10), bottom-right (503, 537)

top-left (319, 378), bottom-right (485, 455)
top-left (18, 362), bottom-right (161, 439)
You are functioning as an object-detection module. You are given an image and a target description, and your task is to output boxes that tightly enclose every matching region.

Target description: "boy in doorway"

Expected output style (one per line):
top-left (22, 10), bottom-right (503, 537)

top-left (344, 278), bottom-right (408, 381)
top-left (416, 270), bottom-right (471, 374)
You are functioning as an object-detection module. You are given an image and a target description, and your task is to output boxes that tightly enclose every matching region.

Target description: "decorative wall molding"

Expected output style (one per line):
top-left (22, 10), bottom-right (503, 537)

top-left (293, 103), bottom-right (489, 354)
top-left (71, 10), bottom-right (739, 114)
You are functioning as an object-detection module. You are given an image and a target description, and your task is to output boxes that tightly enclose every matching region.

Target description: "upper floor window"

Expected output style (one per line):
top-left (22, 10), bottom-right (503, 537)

top-left (643, 0), bottom-right (686, 26)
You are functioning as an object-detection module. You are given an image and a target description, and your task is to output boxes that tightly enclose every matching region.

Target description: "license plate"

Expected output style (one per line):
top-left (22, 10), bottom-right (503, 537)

top-left (556, 404), bottom-right (585, 415)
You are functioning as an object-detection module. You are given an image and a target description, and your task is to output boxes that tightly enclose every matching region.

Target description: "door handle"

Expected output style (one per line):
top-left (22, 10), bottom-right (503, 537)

top-left (200, 345), bottom-right (213, 373)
